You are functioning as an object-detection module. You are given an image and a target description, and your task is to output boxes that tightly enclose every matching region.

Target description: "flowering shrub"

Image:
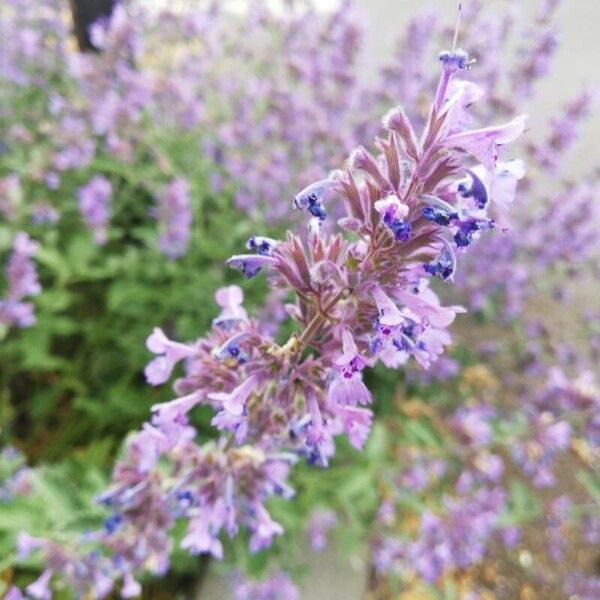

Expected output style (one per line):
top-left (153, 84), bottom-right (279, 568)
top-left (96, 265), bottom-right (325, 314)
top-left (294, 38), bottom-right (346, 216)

top-left (0, 0), bottom-right (369, 464)
top-left (1, 1), bottom-right (599, 599)
top-left (4, 7), bottom-right (534, 589)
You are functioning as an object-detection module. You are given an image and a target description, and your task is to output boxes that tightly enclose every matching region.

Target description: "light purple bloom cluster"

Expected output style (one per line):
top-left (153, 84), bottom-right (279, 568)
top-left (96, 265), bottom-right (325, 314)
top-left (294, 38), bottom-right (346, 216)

top-left (153, 178), bottom-right (192, 259)
top-left (369, 0), bottom-right (599, 322)
top-left (200, 1), bottom-right (365, 221)
top-left (13, 41), bottom-right (527, 595)
top-left (0, 231), bottom-right (41, 328)
top-left (77, 175), bottom-right (113, 245)
top-left (306, 508), bottom-right (337, 552)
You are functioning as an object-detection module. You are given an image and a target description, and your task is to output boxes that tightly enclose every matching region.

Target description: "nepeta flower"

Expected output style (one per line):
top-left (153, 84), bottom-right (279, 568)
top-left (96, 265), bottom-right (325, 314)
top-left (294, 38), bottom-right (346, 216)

top-left (144, 327), bottom-right (197, 386)
top-left (77, 175), bottom-right (112, 245)
top-left (226, 254), bottom-right (278, 278)
top-left (0, 232), bottom-right (41, 328)
top-left (213, 285), bottom-right (249, 327)
top-left (328, 330), bottom-right (372, 406)
top-left (154, 178), bottom-right (192, 259)
top-left (292, 179), bottom-right (338, 221)
top-left (15, 24), bottom-right (529, 594)
top-left (26, 569), bottom-right (53, 600)
top-left (208, 375), bottom-right (259, 417)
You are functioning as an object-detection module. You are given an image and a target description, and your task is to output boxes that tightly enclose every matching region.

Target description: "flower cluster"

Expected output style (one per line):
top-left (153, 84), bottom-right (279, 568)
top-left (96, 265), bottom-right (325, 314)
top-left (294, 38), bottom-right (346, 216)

top-left (0, 0), bottom-right (370, 250)
top-left (11, 42), bottom-right (527, 596)
top-left (0, 231), bottom-right (41, 329)
top-left (77, 175), bottom-right (113, 245)
top-left (369, 0), bottom-right (599, 321)
top-left (369, 354), bottom-right (599, 596)
top-left (153, 177), bottom-right (192, 259)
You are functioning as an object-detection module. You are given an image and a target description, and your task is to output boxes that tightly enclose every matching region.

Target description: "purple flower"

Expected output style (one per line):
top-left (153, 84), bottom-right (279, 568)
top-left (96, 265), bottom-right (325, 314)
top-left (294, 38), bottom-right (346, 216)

top-left (26, 568), bottom-right (53, 600)
top-left (155, 178), bottom-right (192, 258)
top-left (292, 179), bottom-right (338, 221)
top-left (307, 509), bottom-right (337, 552)
top-left (144, 327), bottom-right (197, 385)
top-left (333, 405), bottom-right (373, 450)
top-left (4, 587), bottom-right (24, 600)
top-left (16, 531), bottom-right (44, 560)
top-left (373, 287), bottom-right (406, 327)
top-left (0, 232), bottom-right (41, 328)
top-left (226, 254), bottom-right (277, 278)
top-left (327, 330), bottom-right (371, 406)
top-left (129, 424), bottom-right (170, 473)
top-left (248, 503), bottom-right (284, 553)
top-left (247, 235), bottom-right (280, 257)
top-left (444, 115), bottom-right (528, 170)
top-left (208, 375), bottom-right (259, 416)
top-left (212, 285), bottom-right (249, 327)
top-left (374, 195), bottom-right (411, 241)
top-left (78, 175), bottom-right (112, 245)
top-left (151, 391), bottom-right (203, 427)
top-left (214, 332), bottom-right (252, 363)
top-left (424, 241), bottom-right (457, 281)
top-left (181, 509), bottom-right (224, 559)
top-left (121, 573), bottom-right (142, 599)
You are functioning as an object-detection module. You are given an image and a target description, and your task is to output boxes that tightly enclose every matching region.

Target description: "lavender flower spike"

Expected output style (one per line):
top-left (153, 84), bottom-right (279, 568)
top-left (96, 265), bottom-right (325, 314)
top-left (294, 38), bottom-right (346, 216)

top-left (444, 115), bottom-right (528, 170)
top-left (328, 330), bottom-right (372, 407)
top-left (144, 327), bottom-right (197, 386)
top-left (77, 175), bottom-right (112, 245)
top-left (155, 177), bottom-right (192, 259)
top-left (0, 232), bottom-right (41, 329)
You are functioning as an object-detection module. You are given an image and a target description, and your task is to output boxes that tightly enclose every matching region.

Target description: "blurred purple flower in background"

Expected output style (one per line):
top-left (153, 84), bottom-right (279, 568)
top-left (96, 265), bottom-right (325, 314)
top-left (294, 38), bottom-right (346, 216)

top-left (77, 175), bottom-right (112, 245)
